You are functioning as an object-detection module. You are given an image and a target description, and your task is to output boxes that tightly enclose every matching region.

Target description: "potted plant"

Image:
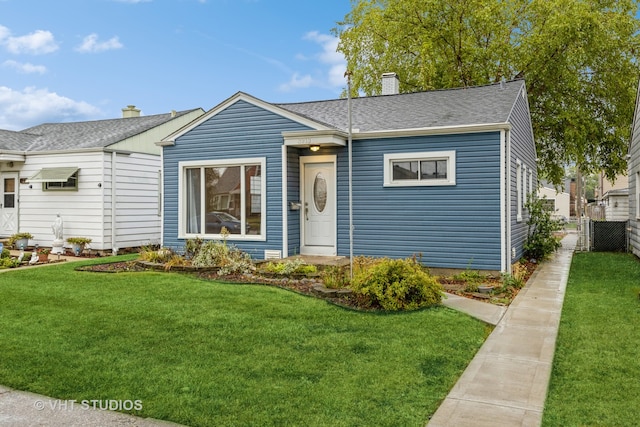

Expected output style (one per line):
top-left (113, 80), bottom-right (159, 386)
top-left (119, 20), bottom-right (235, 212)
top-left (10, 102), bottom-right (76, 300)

top-left (37, 247), bottom-right (50, 262)
top-left (66, 237), bottom-right (92, 255)
top-left (8, 232), bottom-right (33, 250)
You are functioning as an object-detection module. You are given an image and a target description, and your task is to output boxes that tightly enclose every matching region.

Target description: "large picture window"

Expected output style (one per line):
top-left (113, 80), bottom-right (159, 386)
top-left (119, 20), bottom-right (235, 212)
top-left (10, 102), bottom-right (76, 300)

top-left (383, 151), bottom-right (455, 186)
top-left (180, 158), bottom-right (265, 239)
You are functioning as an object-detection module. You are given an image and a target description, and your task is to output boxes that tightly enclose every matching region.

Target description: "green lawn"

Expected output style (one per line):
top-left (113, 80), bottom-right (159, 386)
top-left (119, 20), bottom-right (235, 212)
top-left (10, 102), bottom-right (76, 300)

top-left (543, 252), bottom-right (640, 426)
top-left (0, 256), bottom-right (489, 427)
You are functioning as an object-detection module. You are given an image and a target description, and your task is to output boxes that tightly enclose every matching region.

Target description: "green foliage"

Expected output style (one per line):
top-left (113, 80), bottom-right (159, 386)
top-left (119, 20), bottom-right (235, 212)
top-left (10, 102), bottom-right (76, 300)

top-left (184, 237), bottom-right (204, 259)
top-left (263, 259), bottom-right (317, 276)
top-left (192, 239), bottom-right (254, 276)
top-left (8, 233), bottom-right (33, 248)
top-left (66, 237), bottom-right (92, 245)
top-left (0, 257), bottom-right (19, 269)
top-left (524, 196), bottom-right (562, 260)
top-left (351, 257), bottom-right (443, 311)
top-left (139, 247), bottom-right (174, 264)
top-left (1, 248), bottom-right (10, 259)
top-left (334, 0), bottom-right (640, 183)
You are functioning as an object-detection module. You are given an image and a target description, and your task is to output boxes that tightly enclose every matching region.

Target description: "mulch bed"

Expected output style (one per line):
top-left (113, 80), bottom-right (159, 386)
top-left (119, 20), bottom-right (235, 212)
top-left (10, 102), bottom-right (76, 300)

top-left (75, 259), bottom-right (541, 309)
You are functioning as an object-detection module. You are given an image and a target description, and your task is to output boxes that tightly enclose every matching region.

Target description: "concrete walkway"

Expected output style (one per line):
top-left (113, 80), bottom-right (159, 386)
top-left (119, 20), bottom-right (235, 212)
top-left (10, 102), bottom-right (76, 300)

top-left (429, 232), bottom-right (577, 427)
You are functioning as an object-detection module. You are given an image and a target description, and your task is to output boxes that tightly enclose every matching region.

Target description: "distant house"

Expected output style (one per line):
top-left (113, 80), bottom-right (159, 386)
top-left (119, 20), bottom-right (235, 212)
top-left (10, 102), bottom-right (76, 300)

top-left (159, 77), bottom-right (537, 273)
top-left (0, 106), bottom-right (204, 252)
top-left (538, 185), bottom-right (570, 220)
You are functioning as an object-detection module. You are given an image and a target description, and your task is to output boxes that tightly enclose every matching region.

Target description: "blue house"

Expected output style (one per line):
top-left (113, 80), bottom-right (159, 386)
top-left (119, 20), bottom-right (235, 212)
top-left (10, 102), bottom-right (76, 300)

top-left (159, 76), bottom-right (537, 273)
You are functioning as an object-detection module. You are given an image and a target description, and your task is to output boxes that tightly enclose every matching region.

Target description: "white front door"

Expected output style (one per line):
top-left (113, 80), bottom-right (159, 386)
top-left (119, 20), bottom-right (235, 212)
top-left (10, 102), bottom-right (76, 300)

top-left (0, 173), bottom-right (19, 236)
top-left (301, 158), bottom-right (336, 255)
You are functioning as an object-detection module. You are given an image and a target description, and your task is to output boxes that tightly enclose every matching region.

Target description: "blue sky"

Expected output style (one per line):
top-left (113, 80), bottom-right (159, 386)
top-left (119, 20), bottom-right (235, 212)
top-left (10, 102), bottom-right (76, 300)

top-left (0, 0), bottom-right (352, 130)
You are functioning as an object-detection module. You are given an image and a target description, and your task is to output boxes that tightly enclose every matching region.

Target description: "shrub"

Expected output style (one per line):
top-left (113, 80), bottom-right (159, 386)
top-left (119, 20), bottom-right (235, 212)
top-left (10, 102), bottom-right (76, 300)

top-left (0, 257), bottom-right (19, 269)
top-left (139, 247), bottom-right (174, 264)
top-left (524, 195), bottom-right (562, 261)
top-left (192, 238), bottom-right (254, 276)
top-left (350, 258), bottom-right (443, 311)
top-left (1, 248), bottom-right (9, 259)
top-left (263, 259), bottom-right (317, 276)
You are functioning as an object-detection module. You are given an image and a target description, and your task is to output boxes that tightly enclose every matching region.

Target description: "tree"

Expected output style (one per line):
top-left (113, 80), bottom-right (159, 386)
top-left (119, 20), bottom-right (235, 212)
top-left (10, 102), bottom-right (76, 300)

top-left (333, 0), bottom-right (640, 185)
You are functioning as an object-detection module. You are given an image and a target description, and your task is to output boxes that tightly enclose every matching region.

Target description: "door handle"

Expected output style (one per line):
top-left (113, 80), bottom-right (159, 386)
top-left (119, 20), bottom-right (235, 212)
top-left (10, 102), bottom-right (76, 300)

top-left (305, 207), bottom-right (309, 221)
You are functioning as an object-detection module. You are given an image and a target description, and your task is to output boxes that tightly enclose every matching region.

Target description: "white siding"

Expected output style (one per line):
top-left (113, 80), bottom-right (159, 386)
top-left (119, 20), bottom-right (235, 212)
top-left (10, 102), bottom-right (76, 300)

top-left (16, 151), bottom-right (161, 251)
top-left (16, 152), bottom-right (106, 249)
top-left (110, 152), bottom-right (161, 250)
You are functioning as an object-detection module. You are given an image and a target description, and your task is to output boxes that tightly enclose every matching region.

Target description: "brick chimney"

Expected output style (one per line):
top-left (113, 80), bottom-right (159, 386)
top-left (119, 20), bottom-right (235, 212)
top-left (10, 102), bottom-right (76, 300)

top-left (381, 72), bottom-right (399, 95)
top-left (122, 105), bottom-right (140, 118)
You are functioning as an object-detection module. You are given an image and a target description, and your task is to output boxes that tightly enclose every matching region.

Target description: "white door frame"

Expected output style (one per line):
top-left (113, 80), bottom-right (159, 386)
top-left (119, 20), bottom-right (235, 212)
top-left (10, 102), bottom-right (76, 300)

top-left (0, 172), bottom-right (19, 237)
top-left (300, 155), bottom-right (337, 256)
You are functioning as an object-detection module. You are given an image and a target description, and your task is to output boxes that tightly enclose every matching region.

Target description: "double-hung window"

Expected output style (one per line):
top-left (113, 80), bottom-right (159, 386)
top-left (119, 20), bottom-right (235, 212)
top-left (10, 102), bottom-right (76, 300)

top-left (180, 158), bottom-right (265, 239)
top-left (383, 151), bottom-right (456, 186)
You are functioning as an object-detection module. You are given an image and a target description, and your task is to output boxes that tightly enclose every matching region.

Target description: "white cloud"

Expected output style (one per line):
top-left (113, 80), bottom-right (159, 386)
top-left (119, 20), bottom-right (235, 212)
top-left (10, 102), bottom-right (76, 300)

top-left (75, 34), bottom-right (123, 53)
top-left (2, 60), bottom-right (46, 74)
top-left (0, 86), bottom-right (101, 131)
top-left (280, 31), bottom-right (346, 94)
top-left (1, 27), bottom-right (58, 55)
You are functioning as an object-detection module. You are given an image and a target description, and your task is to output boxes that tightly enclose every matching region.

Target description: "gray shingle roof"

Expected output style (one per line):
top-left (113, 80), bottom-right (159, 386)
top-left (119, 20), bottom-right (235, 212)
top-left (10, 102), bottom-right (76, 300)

top-left (0, 129), bottom-right (39, 151)
top-left (0, 109), bottom-right (201, 152)
top-left (275, 80), bottom-right (525, 132)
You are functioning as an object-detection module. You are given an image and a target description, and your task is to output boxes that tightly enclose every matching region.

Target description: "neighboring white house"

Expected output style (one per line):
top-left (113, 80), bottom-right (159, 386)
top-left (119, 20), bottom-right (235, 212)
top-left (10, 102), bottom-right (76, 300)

top-left (602, 188), bottom-right (629, 221)
top-left (538, 185), bottom-right (570, 220)
top-left (0, 106), bottom-right (204, 252)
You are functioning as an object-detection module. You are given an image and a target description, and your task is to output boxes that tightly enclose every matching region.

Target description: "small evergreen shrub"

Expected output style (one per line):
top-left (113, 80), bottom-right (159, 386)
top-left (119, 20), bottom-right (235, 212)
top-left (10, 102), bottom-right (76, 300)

top-left (1, 248), bottom-right (9, 259)
top-left (524, 195), bottom-right (562, 261)
top-left (350, 258), bottom-right (443, 311)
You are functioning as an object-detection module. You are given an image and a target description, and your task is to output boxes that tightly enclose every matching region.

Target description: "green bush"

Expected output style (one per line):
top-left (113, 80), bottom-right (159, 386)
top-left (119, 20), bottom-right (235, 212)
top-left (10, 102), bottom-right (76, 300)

top-left (350, 258), bottom-right (443, 311)
top-left (1, 248), bottom-right (9, 259)
top-left (263, 259), bottom-right (317, 276)
top-left (524, 195), bottom-right (562, 260)
top-left (192, 239), bottom-right (254, 276)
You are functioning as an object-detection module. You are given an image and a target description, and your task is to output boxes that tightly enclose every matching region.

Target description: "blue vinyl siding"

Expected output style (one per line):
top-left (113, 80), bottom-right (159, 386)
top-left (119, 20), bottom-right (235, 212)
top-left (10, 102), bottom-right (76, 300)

top-left (336, 132), bottom-right (503, 270)
top-left (162, 100), bottom-right (310, 258)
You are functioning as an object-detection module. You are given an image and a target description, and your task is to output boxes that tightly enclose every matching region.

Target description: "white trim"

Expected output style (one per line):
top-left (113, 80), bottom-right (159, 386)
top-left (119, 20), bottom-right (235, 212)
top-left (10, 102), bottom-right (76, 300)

top-left (161, 92), bottom-right (334, 145)
top-left (636, 172), bottom-right (640, 220)
top-left (353, 123), bottom-right (511, 140)
top-left (177, 157), bottom-right (267, 241)
top-left (383, 151), bottom-right (456, 187)
top-left (516, 160), bottom-right (523, 222)
top-left (300, 155), bottom-right (337, 256)
top-left (281, 145), bottom-right (288, 258)
top-left (500, 130), bottom-right (508, 273)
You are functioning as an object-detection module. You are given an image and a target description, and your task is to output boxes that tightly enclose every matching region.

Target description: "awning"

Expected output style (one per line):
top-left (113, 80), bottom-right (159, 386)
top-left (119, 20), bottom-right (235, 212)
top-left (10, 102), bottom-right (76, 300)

top-left (28, 167), bottom-right (78, 183)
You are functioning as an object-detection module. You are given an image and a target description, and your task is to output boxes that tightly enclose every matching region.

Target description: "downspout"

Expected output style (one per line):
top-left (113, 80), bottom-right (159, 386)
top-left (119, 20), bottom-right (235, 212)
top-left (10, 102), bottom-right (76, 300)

top-left (346, 71), bottom-right (354, 278)
top-left (111, 151), bottom-right (118, 255)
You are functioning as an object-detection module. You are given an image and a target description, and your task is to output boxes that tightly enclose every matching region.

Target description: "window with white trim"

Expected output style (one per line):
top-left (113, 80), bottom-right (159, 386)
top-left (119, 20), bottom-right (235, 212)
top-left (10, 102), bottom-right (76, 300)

top-left (383, 151), bottom-right (456, 186)
top-left (636, 172), bottom-right (640, 219)
top-left (180, 158), bottom-right (265, 239)
top-left (516, 161), bottom-right (523, 222)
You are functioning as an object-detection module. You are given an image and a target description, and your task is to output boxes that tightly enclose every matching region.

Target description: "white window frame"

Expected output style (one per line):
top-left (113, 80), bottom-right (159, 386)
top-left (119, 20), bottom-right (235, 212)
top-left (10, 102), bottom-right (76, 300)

top-left (383, 151), bottom-right (456, 187)
top-left (178, 158), bottom-right (266, 241)
top-left (516, 161), bottom-right (523, 222)
top-left (636, 172), bottom-right (640, 219)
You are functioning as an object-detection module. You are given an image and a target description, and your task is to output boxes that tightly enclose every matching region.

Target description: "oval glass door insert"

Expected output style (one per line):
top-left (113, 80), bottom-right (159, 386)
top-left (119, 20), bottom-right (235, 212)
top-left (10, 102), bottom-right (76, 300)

top-left (313, 172), bottom-right (327, 212)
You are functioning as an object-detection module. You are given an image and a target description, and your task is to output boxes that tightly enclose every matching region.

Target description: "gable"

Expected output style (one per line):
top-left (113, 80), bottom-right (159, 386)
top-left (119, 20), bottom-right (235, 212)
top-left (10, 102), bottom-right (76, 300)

top-left (159, 92), bottom-right (333, 146)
